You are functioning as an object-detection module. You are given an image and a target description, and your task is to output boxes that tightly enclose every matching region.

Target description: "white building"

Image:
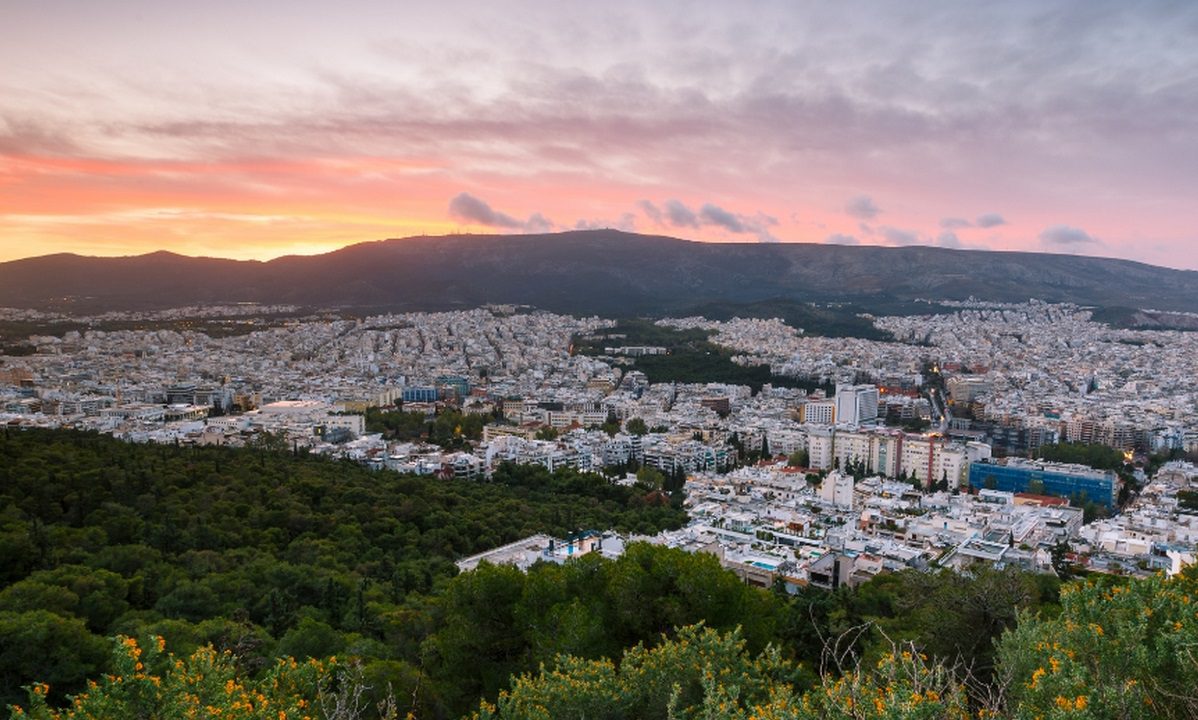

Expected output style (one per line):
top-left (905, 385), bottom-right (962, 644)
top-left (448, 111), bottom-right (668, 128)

top-left (819, 469), bottom-right (855, 509)
top-left (835, 383), bottom-right (880, 426)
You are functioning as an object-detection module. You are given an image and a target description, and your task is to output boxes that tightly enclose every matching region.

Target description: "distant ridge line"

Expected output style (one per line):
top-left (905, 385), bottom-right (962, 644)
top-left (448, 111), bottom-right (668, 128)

top-left (1, 230), bottom-right (1195, 314)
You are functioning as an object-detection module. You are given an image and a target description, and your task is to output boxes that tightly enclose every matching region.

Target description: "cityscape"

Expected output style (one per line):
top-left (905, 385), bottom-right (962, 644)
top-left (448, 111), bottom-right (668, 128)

top-left (4, 1), bottom-right (1198, 718)
top-left (4, 299), bottom-right (1196, 591)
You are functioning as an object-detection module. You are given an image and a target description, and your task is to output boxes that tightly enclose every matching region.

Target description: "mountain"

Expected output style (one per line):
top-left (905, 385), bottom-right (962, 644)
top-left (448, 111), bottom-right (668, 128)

top-left (1, 231), bottom-right (1196, 315)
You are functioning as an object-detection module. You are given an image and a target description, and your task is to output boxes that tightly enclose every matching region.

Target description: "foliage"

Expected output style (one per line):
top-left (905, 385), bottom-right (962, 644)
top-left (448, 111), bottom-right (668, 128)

top-left (364, 408), bottom-right (486, 449)
top-left (9, 635), bottom-right (337, 720)
top-left (364, 407), bottom-right (429, 441)
top-left (998, 568), bottom-right (1198, 719)
top-left (0, 429), bottom-right (684, 710)
top-left (472, 623), bottom-right (973, 720)
top-left (0, 612), bottom-right (107, 707)
top-left (901, 418), bottom-right (931, 434)
top-left (682, 298), bottom-right (892, 341)
top-left (14, 429), bottom-right (1198, 720)
top-left (775, 568), bottom-right (1058, 687)
top-left (472, 624), bottom-right (798, 720)
top-left (426, 544), bottom-right (780, 714)
top-left (1033, 444), bottom-right (1125, 472)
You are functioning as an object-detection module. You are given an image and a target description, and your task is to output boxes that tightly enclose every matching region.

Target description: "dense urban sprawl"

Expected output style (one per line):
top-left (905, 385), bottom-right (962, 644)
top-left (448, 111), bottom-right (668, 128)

top-left (3, 300), bottom-right (1196, 590)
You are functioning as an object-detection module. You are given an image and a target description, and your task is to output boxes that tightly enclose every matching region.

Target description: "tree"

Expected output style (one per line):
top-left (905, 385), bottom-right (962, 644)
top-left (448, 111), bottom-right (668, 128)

top-left (635, 466), bottom-right (666, 492)
top-left (426, 562), bottom-right (528, 712)
top-left (787, 449), bottom-right (809, 468)
top-left (277, 615), bottom-right (346, 660)
top-left (248, 430), bottom-right (289, 453)
top-left (625, 418), bottom-right (648, 436)
top-left (0, 610), bottom-right (107, 707)
top-left (0, 429), bottom-right (688, 717)
top-left (1050, 540), bottom-right (1077, 580)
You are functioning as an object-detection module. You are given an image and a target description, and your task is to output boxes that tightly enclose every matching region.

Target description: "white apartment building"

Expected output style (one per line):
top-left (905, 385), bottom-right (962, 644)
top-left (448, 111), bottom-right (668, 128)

top-left (802, 399), bottom-right (836, 425)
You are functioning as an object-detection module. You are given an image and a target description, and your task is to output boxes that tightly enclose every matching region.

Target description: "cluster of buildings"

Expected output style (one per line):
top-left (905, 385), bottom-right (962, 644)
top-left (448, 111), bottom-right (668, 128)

top-left (874, 301), bottom-right (1198, 454)
top-left (3, 298), bottom-right (1197, 588)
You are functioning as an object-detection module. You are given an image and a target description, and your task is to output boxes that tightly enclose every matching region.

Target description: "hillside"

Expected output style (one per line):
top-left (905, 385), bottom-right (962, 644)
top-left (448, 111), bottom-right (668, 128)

top-left (7, 428), bottom-right (1198, 719)
top-left (1, 231), bottom-right (1196, 315)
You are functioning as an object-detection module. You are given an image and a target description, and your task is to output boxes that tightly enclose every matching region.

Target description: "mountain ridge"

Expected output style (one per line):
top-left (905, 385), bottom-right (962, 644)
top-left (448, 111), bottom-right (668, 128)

top-left (2, 230), bottom-right (1195, 315)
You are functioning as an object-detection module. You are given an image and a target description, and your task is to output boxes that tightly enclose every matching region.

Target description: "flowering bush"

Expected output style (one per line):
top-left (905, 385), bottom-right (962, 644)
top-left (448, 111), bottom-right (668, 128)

top-left (9, 636), bottom-right (332, 720)
top-left (472, 623), bottom-right (972, 720)
top-left (998, 568), bottom-right (1198, 719)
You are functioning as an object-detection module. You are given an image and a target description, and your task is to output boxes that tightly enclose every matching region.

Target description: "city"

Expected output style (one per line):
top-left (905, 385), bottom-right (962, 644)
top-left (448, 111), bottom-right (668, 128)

top-left (5, 1), bottom-right (1198, 716)
top-left (5, 299), bottom-right (1195, 592)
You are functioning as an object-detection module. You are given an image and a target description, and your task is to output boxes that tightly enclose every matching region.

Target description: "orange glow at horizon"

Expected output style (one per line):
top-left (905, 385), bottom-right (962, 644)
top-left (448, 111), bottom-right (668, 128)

top-left (0, 148), bottom-right (1191, 268)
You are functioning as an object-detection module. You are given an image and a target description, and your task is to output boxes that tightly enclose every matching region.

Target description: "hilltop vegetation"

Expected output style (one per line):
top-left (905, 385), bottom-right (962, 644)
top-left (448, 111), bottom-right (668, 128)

top-left (13, 569), bottom-right (1198, 719)
top-left (5, 428), bottom-right (1197, 719)
top-left (0, 429), bottom-right (684, 714)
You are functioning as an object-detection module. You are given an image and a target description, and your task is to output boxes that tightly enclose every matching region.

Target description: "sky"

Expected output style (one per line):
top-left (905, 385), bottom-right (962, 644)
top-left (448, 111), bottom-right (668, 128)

top-left (2, 1), bottom-right (1196, 269)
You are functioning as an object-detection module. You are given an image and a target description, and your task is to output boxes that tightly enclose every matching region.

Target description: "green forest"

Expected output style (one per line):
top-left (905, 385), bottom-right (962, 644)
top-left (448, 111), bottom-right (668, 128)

top-left (4, 428), bottom-right (1197, 720)
top-left (0, 429), bottom-right (683, 716)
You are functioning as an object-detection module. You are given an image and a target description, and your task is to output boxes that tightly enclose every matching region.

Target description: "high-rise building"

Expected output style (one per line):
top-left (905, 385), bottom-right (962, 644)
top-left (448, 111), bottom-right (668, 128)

top-left (835, 383), bottom-right (879, 426)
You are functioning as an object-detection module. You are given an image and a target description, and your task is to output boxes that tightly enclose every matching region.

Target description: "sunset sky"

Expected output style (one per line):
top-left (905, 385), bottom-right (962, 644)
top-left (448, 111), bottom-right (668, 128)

top-left (2, 1), bottom-right (1196, 269)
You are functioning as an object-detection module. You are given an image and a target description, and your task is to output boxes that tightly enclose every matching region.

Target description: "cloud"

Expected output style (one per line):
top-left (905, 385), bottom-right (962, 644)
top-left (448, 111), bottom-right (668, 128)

top-left (664, 199), bottom-right (699, 228)
top-left (699, 203), bottom-right (745, 233)
top-left (880, 226), bottom-right (919, 246)
top-left (826, 233), bottom-right (858, 245)
top-left (448, 192), bottom-right (553, 232)
top-left (525, 212), bottom-right (553, 233)
top-left (1040, 225), bottom-right (1098, 246)
top-left (448, 192), bottom-right (523, 229)
top-left (0, 115), bottom-right (81, 155)
top-left (940, 217), bottom-right (972, 229)
top-left (637, 200), bottom-right (663, 225)
top-left (936, 231), bottom-right (962, 248)
top-left (745, 212), bottom-right (780, 243)
top-left (845, 195), bottom-right (880, 220)
top-left (642, 199), bottom-right (777, 241)
top-left (698, 203), bottom-right (780, 242)
top-left (976, 213), bottom-right (1006, 228)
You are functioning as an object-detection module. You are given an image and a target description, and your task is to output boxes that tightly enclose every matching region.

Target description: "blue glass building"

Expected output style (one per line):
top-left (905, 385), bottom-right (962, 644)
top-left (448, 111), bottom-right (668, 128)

top-left (967, 458), bottom-right (1117, 508)
top-left (402, 386), bottom-right (439, 403)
